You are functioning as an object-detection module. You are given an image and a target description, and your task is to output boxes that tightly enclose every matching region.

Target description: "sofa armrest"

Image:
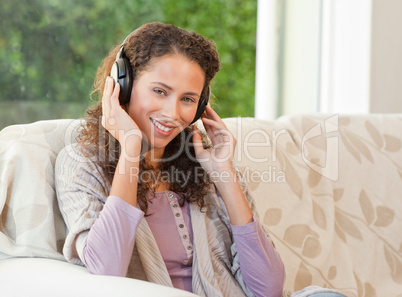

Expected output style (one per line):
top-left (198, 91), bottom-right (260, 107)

top-left (0, 258), bottom-right (198, 297)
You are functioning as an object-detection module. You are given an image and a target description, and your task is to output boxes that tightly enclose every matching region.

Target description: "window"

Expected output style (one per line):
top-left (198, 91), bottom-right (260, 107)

top-left (255, 0), bottom-right (375, 119)
top-left (0, 0), bottom-right (257, 129)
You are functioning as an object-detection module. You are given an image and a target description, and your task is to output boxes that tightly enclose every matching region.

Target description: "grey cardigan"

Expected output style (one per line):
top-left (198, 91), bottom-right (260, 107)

top-left (55, 144), bottom-right (278, 297)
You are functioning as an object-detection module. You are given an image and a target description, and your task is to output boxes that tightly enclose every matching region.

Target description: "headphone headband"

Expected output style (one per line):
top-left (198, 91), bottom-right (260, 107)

top-left (121, 29), bottom-right (137, 47)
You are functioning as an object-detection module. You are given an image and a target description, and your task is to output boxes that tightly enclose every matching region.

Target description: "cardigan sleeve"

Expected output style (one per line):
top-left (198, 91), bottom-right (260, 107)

top-left (218, 165), bottom-right (285, 297)
top-left (82, 195), bottom-right (144, 276)
top-left (232, 218), bottom-right (285, 297)
top-left (54, 144), bottom-right (143, 273)
top-left (55, 144), bottom-right (108, 265)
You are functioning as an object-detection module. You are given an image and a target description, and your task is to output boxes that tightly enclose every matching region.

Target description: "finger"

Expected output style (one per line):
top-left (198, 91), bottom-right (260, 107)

top-left (202, 123), bottom-right (226, 146)
top-left (203, 115), bottom-right (229, 138)
top-left (102, 76), bottom-right (112, 97)
top-left (214, 129), bottom-right (233, 145)
top-left (102, 77), bottom-right (120, 132)
top-left (202, 117), bottom-right (235, 145)
top-left (201, 118), bottom-right (217, 143)
top-left (102, 78), bottom-right (112, 130)
top-left (110, 82), bottom-right (121, 110)
top-left (192, 125), bottom-right (205, 156)
top-left (102, 77), bottom-right (113, 114)
top-left (108, 83), bottom-right (123, 130)
top-left (204, 105), bottom-right (227, 128)
top-left (201, 117), bottom-right (227, 132)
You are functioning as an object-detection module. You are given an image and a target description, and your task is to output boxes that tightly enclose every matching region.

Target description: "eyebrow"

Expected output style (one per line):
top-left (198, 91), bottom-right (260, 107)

top-left (151, 82), bottom-right (201, 98)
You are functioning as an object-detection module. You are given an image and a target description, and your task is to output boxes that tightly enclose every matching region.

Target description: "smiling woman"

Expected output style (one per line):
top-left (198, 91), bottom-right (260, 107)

top-left (54, 22), bottom-right (285, 297)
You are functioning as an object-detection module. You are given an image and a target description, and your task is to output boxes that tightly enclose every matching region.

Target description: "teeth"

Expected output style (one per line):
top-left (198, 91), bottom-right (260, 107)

top-left (151, 119), bottom-right (174, 132)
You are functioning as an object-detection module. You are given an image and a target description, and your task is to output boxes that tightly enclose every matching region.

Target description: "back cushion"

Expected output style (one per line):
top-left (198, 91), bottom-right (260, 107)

top-left (0, 119), bottom-right (80, 260)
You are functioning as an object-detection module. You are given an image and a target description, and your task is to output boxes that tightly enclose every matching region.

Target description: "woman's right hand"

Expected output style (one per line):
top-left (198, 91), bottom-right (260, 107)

top-left (101, 76), bottom-right (142, 152)
top-left (102, 77), bottom-right (141, 205)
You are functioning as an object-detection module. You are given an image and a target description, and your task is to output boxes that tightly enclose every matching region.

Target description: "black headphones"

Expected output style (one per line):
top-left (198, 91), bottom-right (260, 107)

top-left (110, 31), bottom-right (209, 125)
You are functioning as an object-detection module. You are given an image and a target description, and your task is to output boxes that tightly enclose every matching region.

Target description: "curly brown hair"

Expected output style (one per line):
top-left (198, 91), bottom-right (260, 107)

top-left (78, 22), bottom-right (221, 214)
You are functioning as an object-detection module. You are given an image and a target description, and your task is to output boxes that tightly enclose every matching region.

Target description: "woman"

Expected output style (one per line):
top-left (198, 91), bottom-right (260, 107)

top-left (55, 22), bottom-right (285, 297)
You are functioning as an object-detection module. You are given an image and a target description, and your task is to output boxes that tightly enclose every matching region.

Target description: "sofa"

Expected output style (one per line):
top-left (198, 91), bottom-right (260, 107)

top-left (0, 114), bottom-right (401, 297)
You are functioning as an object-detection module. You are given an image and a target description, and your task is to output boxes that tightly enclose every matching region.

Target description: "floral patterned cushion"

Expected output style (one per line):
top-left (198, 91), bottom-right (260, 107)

top-left (225, 114), bottom-right (402, 297)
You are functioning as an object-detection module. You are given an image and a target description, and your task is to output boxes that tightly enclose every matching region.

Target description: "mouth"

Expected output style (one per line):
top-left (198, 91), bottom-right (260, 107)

top-left (150, 118), bottom-right (176, 136)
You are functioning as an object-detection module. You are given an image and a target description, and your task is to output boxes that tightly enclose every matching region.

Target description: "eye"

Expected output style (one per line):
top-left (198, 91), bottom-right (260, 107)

top-left (154, 88), bottom-right (166, 96)
top-left (182, 97), bottom-right (196, 103)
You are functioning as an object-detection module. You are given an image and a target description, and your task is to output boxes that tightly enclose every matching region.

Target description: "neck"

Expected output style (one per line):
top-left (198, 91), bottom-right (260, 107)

top-left (143, 148), bottom-right (164, 169)
top-left (143, 150), bottom-right (171, 193)
top-left (141, 138), bottom-right (165, 166)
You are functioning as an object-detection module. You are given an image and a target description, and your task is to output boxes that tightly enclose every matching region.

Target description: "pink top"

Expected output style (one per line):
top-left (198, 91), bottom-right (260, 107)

top-left (82, 193), bottom-right (285, 297)
top-left (146, 192), bottom-right (194, 291)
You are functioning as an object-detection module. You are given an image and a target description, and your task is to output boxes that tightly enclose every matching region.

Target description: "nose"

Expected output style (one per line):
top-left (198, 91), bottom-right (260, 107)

top-left (160, 96), bottom-right (180, 121)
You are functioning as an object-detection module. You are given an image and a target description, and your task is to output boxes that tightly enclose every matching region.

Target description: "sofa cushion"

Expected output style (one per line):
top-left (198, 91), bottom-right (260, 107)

top-left (225, 114), bottom-right (402, 297)
top-left (1, 114), bottom-right (401, 297)
top-left (0, 119), bottom-right (80, 260)
top-left (0, 258), bottom-right (197, 297)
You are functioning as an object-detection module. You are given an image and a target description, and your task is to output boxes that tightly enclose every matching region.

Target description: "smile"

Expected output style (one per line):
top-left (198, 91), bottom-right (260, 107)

top-left (151, 118), bottom-right (175, 132)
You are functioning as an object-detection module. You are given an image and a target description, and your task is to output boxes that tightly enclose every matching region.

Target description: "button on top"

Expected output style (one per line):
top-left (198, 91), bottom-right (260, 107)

top-left (168, 193), bottom-right (174, 198)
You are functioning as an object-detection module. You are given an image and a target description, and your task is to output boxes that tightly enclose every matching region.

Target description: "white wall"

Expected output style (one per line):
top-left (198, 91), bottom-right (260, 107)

top-left (369, 0), bottom-right (402, 113)
top-left (255, 0), bottom-right (402, 118)
top-left (278, 0), bottom-right (373, 116)
top-left (255, 0), bottom-right (280, 119)
top-left (319, 0), bottom-right (372, 114)
top-left (281, 0), bottom-right (321, 115)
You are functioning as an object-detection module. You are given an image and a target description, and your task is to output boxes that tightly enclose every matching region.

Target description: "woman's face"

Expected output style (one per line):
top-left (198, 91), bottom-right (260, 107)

top-left (128, 54), bottom-right (205, 156)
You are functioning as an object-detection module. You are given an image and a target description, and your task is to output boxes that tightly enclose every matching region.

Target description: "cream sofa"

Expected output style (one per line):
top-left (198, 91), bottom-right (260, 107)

top-left (0, 114), bottom-right (401, 297)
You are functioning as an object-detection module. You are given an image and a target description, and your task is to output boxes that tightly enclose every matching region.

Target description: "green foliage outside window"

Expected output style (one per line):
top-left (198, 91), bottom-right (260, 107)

top-left (0, 0), bottom-right (256, 128)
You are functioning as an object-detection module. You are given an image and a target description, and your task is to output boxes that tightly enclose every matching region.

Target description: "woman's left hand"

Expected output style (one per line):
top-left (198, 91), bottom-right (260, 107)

top-left (192, 104), bottom-right (236, 175)
top-left (193, 105), bottom-right (254, 225)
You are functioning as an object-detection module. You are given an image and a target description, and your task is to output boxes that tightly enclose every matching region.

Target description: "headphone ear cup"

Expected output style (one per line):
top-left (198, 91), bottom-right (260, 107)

top-left (191, 100), bottom-right (207, 125)
top-left (110, 57), bottom-right (133, 105)
top-left (110, 62), bottom-right (119, 86)
top-left (190, 86), bottom-right (210, 125)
